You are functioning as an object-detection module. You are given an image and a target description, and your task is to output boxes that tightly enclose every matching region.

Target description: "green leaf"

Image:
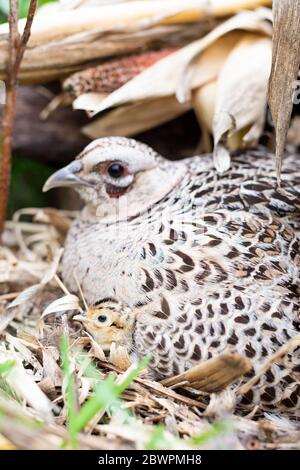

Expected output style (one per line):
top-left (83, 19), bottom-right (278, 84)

top-left (145, 424), bottom-right (168, 450)
top-left (191, 421), bottom-right (231, 446)
top-left (0, 360), bottom-right (16, 376)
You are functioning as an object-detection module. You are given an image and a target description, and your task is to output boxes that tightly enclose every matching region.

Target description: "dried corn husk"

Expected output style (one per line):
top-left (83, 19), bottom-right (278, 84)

top-left (0, 0), bottom-right (272, 42)
top-left (0, 1), bottom-right (271, 83)
top-left (81, 31), bottom-right (244, 139)
top-left (80, 9), bottom-right (272, 168)
top-left (82, 96), bottom-right (190, 138)
top-left (41, 0), bottom-right (270, 11)
top-left (194, 34), bottom-right (272, 172)
top-left (0, 23), bottom-right (212, 84)
top-left (63, 48), bottom-right (177, 98)
top-left (74, 9), bottom-right (272, 114)
top-left (191, 31), bottom-right (247, 145)
top-left (193, 81), bottom-right (217, 138)
top-left (77, 30), bottom-right (242, 113)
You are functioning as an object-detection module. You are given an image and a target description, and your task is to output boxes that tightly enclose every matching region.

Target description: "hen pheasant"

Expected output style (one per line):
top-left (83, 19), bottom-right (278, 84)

top-left (44, 137), bottom-right (300, 413)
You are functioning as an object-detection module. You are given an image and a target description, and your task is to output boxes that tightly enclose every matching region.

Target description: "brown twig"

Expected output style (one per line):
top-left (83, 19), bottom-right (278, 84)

top-left (160, 352), bottom-right (253, 393)
top-left (0, 0), bottom-right (37, 238)
top-left (15, 0), bottom-right (38, 71)
top-left (238, 335), bottom-right (300, 396)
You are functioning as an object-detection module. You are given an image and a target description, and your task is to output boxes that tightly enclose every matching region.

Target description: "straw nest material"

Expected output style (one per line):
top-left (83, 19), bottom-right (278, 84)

top-left (0, 208), bottom-right (299, 450)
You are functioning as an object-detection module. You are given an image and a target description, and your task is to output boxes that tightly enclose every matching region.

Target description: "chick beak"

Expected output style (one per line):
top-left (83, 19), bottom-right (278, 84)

top-left (43, 161), bottom-right (90, 192)
top-left (73, 314), bottom-right (88, 322)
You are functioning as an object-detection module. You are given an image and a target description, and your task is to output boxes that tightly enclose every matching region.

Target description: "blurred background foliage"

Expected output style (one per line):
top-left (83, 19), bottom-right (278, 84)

top-left (0, 0), bottom-right (57, 22)
top-left (0, 0), bottom-right (58, 216)
top-left (8, 157), bottom-right (53, 216)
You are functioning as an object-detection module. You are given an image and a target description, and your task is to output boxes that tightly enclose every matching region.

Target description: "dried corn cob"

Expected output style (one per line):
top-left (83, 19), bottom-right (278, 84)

top-left (63, 48), bottom-right (177, 98)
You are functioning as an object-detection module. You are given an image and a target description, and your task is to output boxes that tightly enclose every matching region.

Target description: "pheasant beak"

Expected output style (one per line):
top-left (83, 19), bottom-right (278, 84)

top-left (43, 161), bottom-right (91, 192)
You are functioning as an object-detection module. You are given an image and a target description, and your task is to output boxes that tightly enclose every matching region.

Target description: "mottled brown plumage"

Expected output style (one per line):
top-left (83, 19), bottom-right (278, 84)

top-left (44, 137), bottom-right (300, 414)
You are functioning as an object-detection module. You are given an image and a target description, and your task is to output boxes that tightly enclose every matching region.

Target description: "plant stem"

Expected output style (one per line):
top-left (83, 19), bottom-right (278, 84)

top-left (0, 0), bottom-right (37, 237)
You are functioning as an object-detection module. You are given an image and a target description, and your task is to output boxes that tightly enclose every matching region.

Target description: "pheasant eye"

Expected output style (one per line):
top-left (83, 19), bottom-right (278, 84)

top-left (97, 314), bottom-right (108, 323)
top-left (107, 163), bottom-right (124, 179)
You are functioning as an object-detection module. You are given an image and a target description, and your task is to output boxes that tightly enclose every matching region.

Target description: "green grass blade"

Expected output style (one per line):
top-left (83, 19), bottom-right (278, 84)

top-left (73, 375), bottom-right (117, 433)
top-left (74, 356), bottom-right (150, 433)
top-left (60, 335), bottom-right (78, 449)
top-left (115, 355), bottom-right (150, 394)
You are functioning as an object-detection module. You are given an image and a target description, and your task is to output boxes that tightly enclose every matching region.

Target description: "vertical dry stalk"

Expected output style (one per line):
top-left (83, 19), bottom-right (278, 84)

top-left (0, 0), bottom-right (37, 237)
top-left (268, 0), bottom-right (300, 182)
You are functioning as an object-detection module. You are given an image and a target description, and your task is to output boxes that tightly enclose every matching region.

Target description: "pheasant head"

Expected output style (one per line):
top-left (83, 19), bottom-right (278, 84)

top-left (73, 299), bottom-right (135, 352)
top-left (43, 137), bottom-right (185, 221)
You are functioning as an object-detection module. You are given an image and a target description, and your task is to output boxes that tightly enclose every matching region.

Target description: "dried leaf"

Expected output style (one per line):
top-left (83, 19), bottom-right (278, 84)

top-left (8, 284), bottom-right (42, 310)
top-left (0, 352), bottom-right (52, 418)
top-left (85, 332), bottom-right (107, 362)
top-left (0, 308), bottom-right (17, 334)
top-left (6, 334), bottom-right (43, 380)
top-left (38, 377), bottom-right (57, 401)
top-left (41, 248), bottom-right (64, 285)
top-left (109, 342), bottom-right (132, 370)
top-left (42, 347), bottom-right (62, 388)
top-left (268, 0), bottom-right (300, 180)
top-left (79, 31), bottom-right (241, 136)
top-left (41, 294), bottom-right (81, 318)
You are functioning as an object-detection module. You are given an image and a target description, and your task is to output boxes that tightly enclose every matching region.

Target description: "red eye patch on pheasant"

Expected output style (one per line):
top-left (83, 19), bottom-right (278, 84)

top-left (105, 184), bottom-right (129, 198)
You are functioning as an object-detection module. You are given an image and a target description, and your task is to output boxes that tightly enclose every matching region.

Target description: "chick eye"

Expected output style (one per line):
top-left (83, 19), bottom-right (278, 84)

top-left (64, 83), bottom-right (74, 95)
top-left (97, 314), bottom-right (108, 323)
top-left (107, 163), bottom-right (124, 179)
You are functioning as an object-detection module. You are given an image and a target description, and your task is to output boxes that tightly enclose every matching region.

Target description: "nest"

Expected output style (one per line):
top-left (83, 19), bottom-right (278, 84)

top-left (0, 208), bottom-right (299, 450)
